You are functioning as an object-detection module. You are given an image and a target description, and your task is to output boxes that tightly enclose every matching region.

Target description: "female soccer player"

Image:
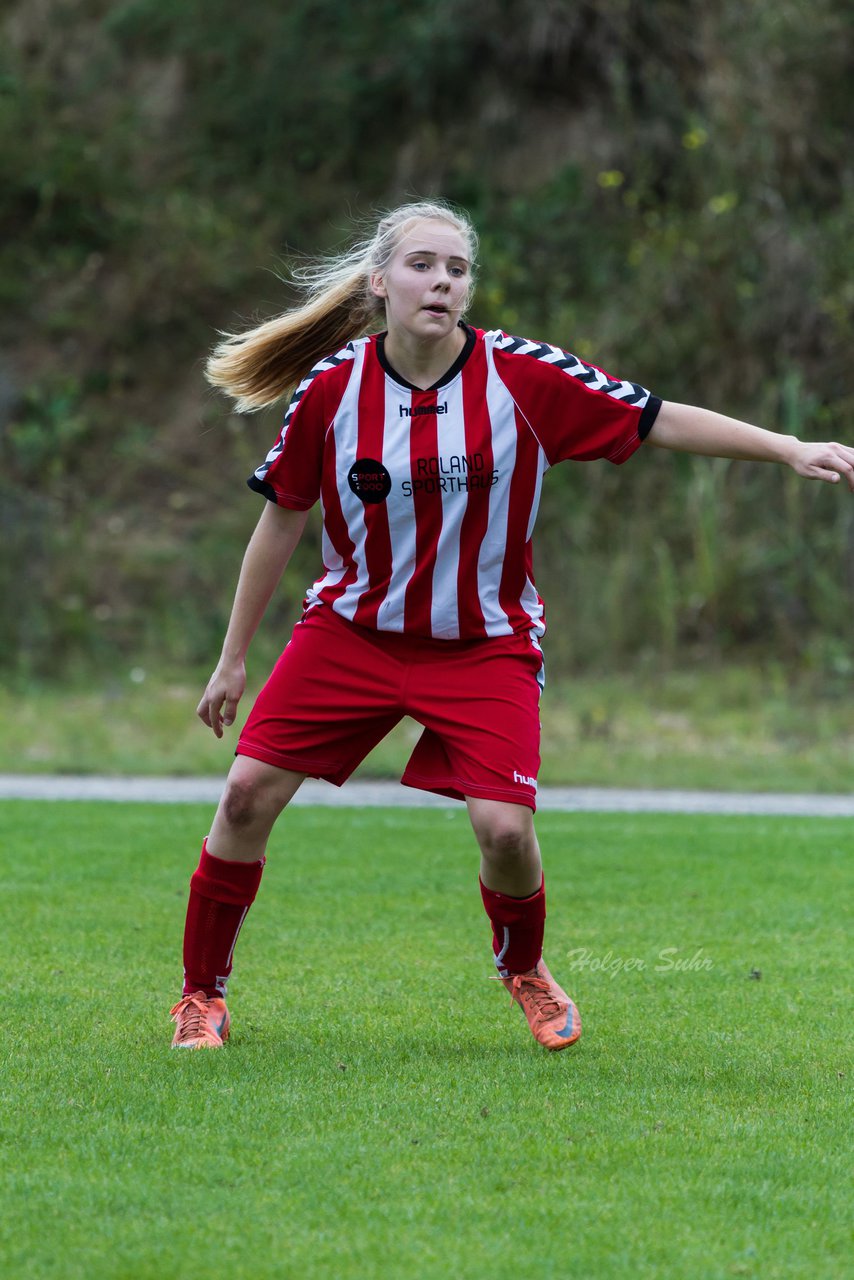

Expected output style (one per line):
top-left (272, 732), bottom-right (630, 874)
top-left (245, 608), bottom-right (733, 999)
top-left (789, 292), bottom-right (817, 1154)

top-left (170, 200), bottom-right (854, 1050)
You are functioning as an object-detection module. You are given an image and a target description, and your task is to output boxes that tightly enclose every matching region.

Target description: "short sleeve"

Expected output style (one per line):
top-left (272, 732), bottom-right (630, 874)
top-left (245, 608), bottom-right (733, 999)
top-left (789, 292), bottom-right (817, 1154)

top-left (492, 333), bottom-right (661, 466)
top-left (247, 372), bottom-right (328, 510)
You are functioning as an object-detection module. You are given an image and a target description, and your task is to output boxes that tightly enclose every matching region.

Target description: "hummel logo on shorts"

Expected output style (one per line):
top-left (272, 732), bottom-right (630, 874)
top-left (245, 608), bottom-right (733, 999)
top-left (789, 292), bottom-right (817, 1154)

top-left (513, 771), bottom-right (537, 789)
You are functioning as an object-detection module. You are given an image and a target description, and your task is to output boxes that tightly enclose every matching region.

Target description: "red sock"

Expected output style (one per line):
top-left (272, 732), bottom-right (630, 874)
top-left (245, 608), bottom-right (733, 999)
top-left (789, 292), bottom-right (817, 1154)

top-left (479, 876), bottom-right (546, 976)
top-left (181, 839), bottom-right (265, 999)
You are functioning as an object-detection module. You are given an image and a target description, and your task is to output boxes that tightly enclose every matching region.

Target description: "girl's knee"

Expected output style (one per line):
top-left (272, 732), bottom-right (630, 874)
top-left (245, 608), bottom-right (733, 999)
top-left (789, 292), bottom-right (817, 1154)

top-left (471, 806), bottom-right (537, 864)
top-left (482, 824), bottom-right (532, 861)
top-left (219, 761), bottom-right (297, 830)
top-left (221, 777), bottom-right (264, 829)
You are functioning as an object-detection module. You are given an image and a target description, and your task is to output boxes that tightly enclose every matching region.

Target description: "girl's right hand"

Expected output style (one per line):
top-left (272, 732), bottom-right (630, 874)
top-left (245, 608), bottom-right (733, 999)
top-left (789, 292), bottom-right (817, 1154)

top-left (197, 660), bottom-right (246, 738)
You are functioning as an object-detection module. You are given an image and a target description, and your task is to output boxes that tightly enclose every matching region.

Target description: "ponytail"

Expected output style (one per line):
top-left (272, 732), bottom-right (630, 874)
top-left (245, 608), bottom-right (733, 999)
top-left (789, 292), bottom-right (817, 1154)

top-left (205, 267), bottom-right (379, 414)
top-left (205, 200), bottom-right (478, 413)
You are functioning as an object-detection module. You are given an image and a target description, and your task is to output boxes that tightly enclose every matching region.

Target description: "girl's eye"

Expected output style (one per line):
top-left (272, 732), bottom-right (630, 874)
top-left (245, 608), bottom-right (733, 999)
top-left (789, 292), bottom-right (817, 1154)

top-left (450, 267), bottom-right (465, 277)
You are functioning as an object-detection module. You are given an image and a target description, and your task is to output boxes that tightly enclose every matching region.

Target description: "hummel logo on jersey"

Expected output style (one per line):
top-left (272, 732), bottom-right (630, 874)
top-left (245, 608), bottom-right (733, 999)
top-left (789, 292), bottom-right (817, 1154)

top-left (513, 771), bottom-right (538, 790)
top-left (399, 402), bottom-right (448, 417)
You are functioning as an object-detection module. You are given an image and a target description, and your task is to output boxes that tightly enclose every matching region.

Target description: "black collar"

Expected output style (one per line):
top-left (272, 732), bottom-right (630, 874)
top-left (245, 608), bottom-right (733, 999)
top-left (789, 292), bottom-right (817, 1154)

top-left (375, 322), bottom-right (475, 392)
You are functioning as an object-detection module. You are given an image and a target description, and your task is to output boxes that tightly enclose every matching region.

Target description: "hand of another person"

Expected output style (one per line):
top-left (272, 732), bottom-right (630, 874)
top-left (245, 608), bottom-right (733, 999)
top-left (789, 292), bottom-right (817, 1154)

top-left (197, 660), bottom-right (247, 738)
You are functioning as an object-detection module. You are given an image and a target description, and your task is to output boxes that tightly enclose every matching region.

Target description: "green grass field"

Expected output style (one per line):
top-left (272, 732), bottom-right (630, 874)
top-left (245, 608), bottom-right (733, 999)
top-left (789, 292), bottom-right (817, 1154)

top-left (1, 801), bottom-right (850, 1279)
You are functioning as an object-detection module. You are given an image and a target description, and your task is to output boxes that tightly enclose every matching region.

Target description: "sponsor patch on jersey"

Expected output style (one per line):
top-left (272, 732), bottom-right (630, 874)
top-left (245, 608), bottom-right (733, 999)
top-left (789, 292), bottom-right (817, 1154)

top-left (348, 458), bottom-right (392, 504)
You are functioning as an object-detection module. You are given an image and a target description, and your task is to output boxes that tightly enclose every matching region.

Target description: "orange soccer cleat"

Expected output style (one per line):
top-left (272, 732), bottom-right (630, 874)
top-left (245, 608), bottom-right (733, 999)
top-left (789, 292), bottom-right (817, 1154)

top-left (170, 991), bottom-right (231, 1049)
top-left (500, 959), bottom-right (581, 1051)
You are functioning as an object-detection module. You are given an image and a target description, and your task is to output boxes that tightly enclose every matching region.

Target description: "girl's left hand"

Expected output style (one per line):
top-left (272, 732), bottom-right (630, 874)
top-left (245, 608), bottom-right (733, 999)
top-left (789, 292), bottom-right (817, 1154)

top-left (789, 441), bottom-right (854, 490)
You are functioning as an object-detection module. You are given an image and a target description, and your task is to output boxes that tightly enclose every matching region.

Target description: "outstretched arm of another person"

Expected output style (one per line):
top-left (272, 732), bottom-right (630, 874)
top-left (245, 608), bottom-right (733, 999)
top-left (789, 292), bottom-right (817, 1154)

top-left (647, 401), bottom-right (854, 491)
top-left (197, 502), bottom-right (310, 738)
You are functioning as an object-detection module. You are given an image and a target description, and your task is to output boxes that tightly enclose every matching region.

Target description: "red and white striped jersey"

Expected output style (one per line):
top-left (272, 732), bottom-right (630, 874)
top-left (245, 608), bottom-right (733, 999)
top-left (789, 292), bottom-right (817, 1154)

top-left (249, 325), bottom-right (661, 639)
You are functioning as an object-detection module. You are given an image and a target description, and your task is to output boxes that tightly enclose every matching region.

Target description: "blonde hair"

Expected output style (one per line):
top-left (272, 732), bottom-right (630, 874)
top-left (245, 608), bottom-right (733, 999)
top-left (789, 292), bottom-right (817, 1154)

top-left (205, 200), bottom-right (478, 412)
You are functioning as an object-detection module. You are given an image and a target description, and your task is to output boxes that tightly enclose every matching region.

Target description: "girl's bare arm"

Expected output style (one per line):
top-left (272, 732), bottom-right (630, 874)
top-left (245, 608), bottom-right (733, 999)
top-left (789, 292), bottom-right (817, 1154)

top-left (197, 502), bottom-right (310, 737)
top-left (647, 401), bottom-right (854, 490)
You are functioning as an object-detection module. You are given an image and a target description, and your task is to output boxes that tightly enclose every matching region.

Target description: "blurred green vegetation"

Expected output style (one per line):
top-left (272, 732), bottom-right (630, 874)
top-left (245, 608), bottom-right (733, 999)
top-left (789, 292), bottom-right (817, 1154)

top-left (2, 664), bottom-right (852, 791)
top-left (2, 0), bottom-right (853, 682)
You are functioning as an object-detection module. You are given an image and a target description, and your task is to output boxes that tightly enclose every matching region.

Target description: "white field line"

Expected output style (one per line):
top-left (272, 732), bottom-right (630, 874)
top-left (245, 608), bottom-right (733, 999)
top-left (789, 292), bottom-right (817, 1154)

top-left (1, 774), bottom-right (853, 816)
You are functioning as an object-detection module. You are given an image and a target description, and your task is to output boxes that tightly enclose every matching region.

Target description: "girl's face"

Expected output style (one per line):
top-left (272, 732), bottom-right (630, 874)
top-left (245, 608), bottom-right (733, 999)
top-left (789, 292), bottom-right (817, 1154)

top-left (370, 219), bottom-right (472, 345)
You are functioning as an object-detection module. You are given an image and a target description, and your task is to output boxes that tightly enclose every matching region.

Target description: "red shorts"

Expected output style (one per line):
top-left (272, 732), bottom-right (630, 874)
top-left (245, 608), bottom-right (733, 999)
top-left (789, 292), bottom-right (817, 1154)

top-left (237, 606), bottom-right (544, 809)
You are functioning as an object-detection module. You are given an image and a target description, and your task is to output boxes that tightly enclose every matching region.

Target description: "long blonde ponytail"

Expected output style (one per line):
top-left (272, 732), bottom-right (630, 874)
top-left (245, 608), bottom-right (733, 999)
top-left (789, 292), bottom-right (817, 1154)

top-left (205, 200), bottom-right (478, 413)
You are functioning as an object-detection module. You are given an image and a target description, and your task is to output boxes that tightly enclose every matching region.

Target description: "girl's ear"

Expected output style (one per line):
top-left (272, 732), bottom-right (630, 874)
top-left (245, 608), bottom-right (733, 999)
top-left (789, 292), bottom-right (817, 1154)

top-left (370, 271), bottom-right (387, 299)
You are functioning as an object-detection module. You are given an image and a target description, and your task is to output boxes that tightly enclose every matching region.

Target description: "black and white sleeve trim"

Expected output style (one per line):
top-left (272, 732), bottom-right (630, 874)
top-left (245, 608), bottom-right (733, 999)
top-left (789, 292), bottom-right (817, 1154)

top-left (637, 395), bottom-right (662, 440)
top-left (494, 330), bottom-right (658, 423)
